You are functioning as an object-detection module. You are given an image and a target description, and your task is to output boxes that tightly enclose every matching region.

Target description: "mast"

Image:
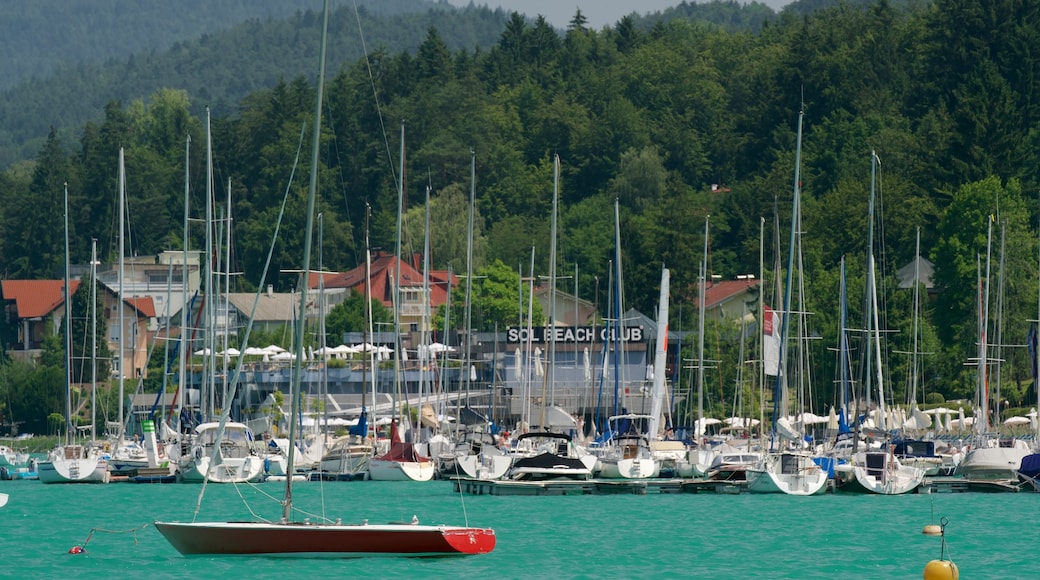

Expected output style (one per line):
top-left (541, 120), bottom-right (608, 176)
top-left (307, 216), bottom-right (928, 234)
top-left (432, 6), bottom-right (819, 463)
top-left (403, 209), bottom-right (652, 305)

top-left (283, 0), bottom-right (329, 523)
top-left (118, 148), bottom-right (126, 442)
top-left (541, 155), bottom-right (559, 429)
top-left (697, 215), bottom-right (709, 443)
top-left (613, 199), bottom-right (625, 421)
top-left (758, 216), bottom-right (765, 442)
top-left (178, 135), bottom-right (190, 433)
top-left (910, 228), bottom-right (921, 408)
top-left (204, 109), bottom-right (215, 421)
top-left (979, 217), bottom-right (993, 435)
top-left (63, 183), bottom-right (73, 446)
top-left (392, 122), bottom-right (405, 423)
top-left (771, 109), bottom-right (802, 451)
top-left (91, 240), bottom-right (99, 443)
top-left (464, 150), bottom-right (475, 417)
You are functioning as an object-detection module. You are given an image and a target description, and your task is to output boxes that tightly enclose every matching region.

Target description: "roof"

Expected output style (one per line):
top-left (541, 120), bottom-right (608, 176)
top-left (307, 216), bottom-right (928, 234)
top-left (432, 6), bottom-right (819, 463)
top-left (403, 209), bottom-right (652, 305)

top-left (693, 278), bottom-right (760, 309)
top-left (312, 252), bottom-right (457, 308)
top-left (897, 255), bottom-right (934, 289)
top-left (1, 279), bottom-right (81, 319)
top-left (126, 296), bottom-right (156, 318)
top-left (224, 292), bottom-right (299, 322)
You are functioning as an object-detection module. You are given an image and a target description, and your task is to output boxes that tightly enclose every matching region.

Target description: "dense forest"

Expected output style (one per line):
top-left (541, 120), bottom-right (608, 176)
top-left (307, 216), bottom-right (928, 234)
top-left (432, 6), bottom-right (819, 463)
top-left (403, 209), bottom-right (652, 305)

top-left (3, 0), bottom-right (1040, 432)
top-left (0, 0), bottom-right (512, 168)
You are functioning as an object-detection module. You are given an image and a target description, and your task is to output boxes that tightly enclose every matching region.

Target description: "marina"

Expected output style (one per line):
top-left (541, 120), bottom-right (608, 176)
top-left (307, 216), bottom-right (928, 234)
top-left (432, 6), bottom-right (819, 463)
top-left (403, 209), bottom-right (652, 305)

top-left (0, 476), bottom-right (1034, 577)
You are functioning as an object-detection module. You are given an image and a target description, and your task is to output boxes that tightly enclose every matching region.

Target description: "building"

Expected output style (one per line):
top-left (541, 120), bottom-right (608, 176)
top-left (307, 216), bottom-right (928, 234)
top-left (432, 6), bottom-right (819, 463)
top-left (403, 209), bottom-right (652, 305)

top-left (2, 279), bottom-right (81, 359)
top-left (312, 251), bottom-right (457, 345)
top-left (692, 276), bottom-right (761, 323)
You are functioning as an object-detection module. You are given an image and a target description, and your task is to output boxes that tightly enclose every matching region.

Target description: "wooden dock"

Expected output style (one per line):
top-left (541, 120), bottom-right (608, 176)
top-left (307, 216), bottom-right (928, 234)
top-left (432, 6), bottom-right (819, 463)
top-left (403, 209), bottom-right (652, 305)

top-left (454, 476), bottom-right (1030, 496)
top-left (452, 477), bottom-right (738, 496)
top-left (918, 477), bottom-right (1024, 493)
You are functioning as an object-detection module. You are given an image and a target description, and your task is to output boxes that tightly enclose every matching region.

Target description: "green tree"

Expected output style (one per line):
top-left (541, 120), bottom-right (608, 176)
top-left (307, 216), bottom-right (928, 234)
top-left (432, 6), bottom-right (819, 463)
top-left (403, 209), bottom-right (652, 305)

top-left (932, 177), bottom-right (1035, 397)
top-left (325, 289), bottom-right (393, 344)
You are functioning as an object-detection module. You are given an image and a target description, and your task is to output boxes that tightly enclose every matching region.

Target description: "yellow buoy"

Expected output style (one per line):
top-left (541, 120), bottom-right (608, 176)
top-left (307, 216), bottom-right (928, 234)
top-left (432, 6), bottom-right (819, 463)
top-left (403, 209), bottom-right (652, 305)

top-left (922, 524), bottom-right (942, 536)
top-left (923, 559), bottom-right (959, 580)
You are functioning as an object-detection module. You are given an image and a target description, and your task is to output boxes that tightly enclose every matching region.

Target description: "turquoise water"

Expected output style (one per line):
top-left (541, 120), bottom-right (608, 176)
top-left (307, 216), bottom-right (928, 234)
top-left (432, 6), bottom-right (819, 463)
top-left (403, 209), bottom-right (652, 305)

top-left (0, 478), bottom-right (1033, 578)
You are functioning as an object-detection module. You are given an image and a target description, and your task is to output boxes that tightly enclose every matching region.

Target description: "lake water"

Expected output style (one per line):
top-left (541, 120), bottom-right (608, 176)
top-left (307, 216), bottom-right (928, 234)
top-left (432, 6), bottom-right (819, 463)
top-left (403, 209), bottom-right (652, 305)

top-left (0, 478), bottom-right (1031, 578)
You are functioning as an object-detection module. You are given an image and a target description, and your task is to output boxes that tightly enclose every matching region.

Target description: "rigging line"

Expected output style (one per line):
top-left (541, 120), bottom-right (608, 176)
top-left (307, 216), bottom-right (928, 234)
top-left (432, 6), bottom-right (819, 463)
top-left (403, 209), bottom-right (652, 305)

top-left (352, 0), bottom-right (399, 194)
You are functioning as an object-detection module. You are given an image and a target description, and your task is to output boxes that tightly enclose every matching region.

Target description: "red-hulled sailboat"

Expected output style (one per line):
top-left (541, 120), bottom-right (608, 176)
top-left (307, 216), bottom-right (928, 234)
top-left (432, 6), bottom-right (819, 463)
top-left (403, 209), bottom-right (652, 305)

top-left (154, 0), bottom-right (495, 557)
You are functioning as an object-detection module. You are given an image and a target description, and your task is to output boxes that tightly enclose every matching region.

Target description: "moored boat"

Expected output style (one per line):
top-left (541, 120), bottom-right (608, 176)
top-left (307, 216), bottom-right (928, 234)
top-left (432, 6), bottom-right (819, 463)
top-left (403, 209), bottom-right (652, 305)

top-left (834, 449), bottom-right (924, 494)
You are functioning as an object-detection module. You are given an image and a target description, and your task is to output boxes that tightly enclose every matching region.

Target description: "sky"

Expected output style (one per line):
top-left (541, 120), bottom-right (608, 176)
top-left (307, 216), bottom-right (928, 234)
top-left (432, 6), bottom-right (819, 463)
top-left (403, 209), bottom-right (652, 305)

top-left (444, 0), bottom-right (793, 29)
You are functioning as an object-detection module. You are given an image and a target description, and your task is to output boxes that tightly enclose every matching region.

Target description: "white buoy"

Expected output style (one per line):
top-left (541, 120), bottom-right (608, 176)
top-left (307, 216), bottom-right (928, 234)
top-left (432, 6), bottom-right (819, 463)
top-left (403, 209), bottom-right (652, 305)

top-left (922, 524), bottom-right (942, 536)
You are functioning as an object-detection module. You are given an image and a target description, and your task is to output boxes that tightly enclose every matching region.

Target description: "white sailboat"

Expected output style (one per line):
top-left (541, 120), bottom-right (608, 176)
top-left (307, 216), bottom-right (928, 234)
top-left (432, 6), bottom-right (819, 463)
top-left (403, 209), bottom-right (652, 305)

top-left (38, 184), bottom-right (109, 485)
top-left (834, 151), bottom-right (923, 494)
top-left (369, 177), bottom-right (435, 482)
top-left (602, 267), bottom-right (671, 480)
top-left (957, 220), bottom-right (1031, 482)
top-left (176, 421), bottom-right (264, 483)
top-left (746, 110), bottom-right (826, 495)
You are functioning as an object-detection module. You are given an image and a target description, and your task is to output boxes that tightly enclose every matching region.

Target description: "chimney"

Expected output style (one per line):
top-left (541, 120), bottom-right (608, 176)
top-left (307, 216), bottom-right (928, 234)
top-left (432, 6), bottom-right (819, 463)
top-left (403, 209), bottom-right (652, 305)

top-left (266, 284), bottom-right (274, 298)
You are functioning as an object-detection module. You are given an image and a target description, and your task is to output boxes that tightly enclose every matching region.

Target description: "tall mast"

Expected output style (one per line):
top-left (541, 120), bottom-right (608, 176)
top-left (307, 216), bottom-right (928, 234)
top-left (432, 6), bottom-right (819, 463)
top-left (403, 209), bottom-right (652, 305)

top-left (464, 150), bottom-right (475, 422)
top-left (541, 155), bottom-right (559, 429)
top-left (178, 135), bottom-right (190, 433)
top-left (118, 148), bottom-right (126, 442)
top-left (979, 217), bottom-right (993, 434)
top-left (910, 228), bottom-right (921, 408)
top-left (63, 184), bottom-right (73, 446)
top-left (204, 108), bottom-right (215, 420)
top-left (91, 240), bottom-right (99, 443)
top-left (697, 215), bottom-right (709, 442)
top-left (392, 122), bottom-right (405, 421)
top-left (771, 109), bottom-right (802, 450)
top-left (283, 0), bottom-right (329, 523)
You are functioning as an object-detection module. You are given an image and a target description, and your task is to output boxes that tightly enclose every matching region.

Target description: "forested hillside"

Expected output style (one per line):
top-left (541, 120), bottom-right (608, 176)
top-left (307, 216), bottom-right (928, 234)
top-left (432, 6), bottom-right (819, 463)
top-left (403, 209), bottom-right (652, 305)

top-left (2, 0), bottom-right (1039, 417)
top-left (0, 0), bottom-right (511, 167)
top-left (0, 0), bottom-right (443, 91)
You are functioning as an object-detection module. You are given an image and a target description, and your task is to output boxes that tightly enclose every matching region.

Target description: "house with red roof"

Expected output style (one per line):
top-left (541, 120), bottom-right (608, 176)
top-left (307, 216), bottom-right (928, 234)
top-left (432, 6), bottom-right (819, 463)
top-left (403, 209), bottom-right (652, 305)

top-left (692, 276), bottom-right (762, 323)
top-left (2, 278), bottom-right (156, 379)
top-left (1, 279), bottom-right (81, 358)
top-left (309, 251), bottom-right (457, 341)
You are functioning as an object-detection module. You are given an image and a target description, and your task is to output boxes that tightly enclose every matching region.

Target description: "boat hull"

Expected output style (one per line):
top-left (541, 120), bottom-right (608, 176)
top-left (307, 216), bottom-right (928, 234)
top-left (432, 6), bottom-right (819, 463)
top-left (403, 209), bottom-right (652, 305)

top-left (37, 457), bottom-right (110, 484)
top-left (833, 453), bottom-right (924, 495)
top-left (177, 456), bottom-right (265, 483)
top-left (957, 446), bottom-right (1030, 481)
top-left (153, 521), bottom-right (495, 556)
top-left (598, 457), bottom-right (660, 479)
top-left (746, 454), bottom-right (828, 495)
top-left (367, 458), bottom-right (435, 482)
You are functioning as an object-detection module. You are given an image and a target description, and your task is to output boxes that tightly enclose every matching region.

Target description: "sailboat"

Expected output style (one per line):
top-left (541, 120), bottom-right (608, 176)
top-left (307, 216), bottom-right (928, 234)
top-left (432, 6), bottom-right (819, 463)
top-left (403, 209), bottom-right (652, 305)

top-left (155, 0), bottom-right (495, 557)
top-left (368, 179), bottom-right (436, 482)
top-left (508, 157), bottom-right (596, 481)
top-left (37, 185), bottom-right (110, 484)
top-left (746, 110), bottom-right (827, 495)
top-left (317, 209), bottom-right (374, 481)
top-left (599, 267), bottom-right (670, 480)
top-left (956, 219), bottom-right (1031, 482)
top-left (833, 151), bottom-right (924, 495)
top-left (440, 153), bottom-right (511, 481)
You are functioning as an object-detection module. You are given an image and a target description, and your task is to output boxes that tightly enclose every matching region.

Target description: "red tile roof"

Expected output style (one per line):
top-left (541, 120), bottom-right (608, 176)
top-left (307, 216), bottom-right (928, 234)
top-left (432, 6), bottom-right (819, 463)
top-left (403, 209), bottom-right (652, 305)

top-left (126, 296), bottom-right (156, 318)
top-left (693, 278), bottom-right (760, 309)
top-left (310, 252), bottom-right (457, 308)
top-left (1, 279), bottom-right (81, 318)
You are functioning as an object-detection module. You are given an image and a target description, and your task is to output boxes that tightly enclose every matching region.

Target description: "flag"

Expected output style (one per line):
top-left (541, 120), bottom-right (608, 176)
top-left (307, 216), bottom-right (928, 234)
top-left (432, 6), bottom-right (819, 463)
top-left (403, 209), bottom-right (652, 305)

top-left (763, 305), bottom-right (781, 376)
